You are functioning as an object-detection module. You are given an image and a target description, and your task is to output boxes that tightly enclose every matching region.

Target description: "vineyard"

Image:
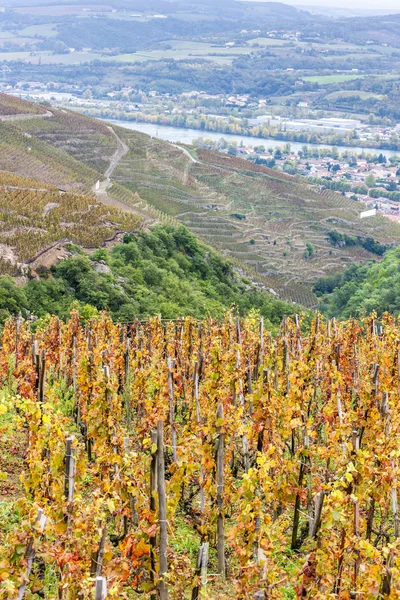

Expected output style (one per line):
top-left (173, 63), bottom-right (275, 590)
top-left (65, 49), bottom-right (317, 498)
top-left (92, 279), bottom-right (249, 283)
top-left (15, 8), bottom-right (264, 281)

top-left (111, 127), bottom-right (400, 306)
top-left (2, 312), bottom-right (400, 598)
top-left (1, 92), bottom-right (400, 306)
top-left (0, 185), bottom-right (141, 272)
top-left (0, 94), bottom-right (47, 117)
top-left (15, 110), bottom-right (119, 175)
top-left (0, 122), bottom-right (101, 191)
top-left (0, 171), bottom-right (55, 190)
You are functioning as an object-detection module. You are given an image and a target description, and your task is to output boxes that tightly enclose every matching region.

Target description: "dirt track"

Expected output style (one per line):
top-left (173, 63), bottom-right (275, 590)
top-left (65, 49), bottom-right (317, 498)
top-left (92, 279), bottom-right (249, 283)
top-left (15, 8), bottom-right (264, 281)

top-left (0, 110), bottom-right (53, 122)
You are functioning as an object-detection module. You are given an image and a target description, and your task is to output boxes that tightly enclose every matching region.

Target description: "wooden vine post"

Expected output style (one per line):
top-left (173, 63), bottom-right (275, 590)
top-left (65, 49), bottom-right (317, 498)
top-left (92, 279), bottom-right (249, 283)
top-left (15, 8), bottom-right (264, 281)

top-left (236, 349), bottom-right (249, 473)
top-left (157, 420), bottom-right (169, 600)
top-left (15, 314), bottom-right (20, 368)
top-left (64, 436), bottom-right (75, 535)
top-left (17, 509), bottom-right (47, 600)
top-left (194, 361), bottom-right (205, 519)
top-left (191, 541), bottom-right (209, 600)
top-left (64, 436), bottom-right (74, 499)
top-left (38, 349), bottom-right (45, 403)
top-left (150, 429), bottom-right (158, 599)
top-left (167, 358), bottom-right (177, 463)
top-left (216, 403), bottom-right (225, 578)
top-left (95, 576), bottom-right (107, 600)
top-left (124, 337), bottom-right (131, 424)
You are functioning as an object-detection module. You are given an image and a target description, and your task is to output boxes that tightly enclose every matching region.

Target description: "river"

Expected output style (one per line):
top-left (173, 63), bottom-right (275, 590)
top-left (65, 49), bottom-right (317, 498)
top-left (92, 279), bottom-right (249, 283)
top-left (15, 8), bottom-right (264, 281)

top-left (105, 119), bottom-right (400, 160)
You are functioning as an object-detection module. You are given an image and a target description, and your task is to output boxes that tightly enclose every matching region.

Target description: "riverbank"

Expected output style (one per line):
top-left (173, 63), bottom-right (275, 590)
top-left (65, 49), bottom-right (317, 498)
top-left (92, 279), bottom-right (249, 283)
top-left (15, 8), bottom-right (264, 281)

top-left (99, 118), bottom-right (400, 160)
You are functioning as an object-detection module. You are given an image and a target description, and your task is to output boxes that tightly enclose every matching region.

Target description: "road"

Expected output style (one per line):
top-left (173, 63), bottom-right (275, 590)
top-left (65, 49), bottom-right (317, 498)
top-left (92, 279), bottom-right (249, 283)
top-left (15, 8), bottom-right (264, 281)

top-left (173, 144), bottom-right (198, 163)
top-left (91, 126), bottom-right (143, 215)
top-left (105, 126), bottom-right (129, 178)
top-left (93, 126), bottom-right (129, 196)
top-left (0, 110), bottom-right (53, 122)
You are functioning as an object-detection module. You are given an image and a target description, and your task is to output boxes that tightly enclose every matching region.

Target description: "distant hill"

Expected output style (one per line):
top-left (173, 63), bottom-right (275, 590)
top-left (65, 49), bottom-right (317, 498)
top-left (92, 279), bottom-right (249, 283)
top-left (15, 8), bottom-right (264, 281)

top-left (1, 93), bottom-right (400, 306)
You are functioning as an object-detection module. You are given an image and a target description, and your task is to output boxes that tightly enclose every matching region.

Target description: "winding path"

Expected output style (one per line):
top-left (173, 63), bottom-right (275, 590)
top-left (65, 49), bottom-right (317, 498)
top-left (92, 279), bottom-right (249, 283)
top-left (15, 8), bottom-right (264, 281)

top-left (173, 144), bottom-right (198, 164)
top-left (92, 126), bottom-right (129, 196)
top-left (0, 110), bottom-right (53, 122)
top-left (91, 126), bottom-right (143, 215)
top-left (105, 126), bottom-right (130, 179)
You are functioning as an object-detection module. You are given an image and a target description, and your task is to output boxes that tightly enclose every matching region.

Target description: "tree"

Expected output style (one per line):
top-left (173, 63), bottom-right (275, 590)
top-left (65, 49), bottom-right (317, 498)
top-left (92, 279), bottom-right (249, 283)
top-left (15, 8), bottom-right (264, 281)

top-left (365, 174), bottom-right (376, 188)
top-left (0, 277), bottom-right (28, 319)
top-left (54, 40), bottom-right (68, 54)
top-left (331, 146), bottom-right (339, 160)
top-left (304, 242), bottom-right (314, 260)
top-left (283, 160), bottom-right (297, 175)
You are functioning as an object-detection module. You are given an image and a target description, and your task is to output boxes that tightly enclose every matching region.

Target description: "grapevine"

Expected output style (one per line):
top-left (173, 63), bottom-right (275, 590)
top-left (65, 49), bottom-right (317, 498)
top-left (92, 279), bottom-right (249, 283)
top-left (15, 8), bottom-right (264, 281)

top-left (1, 312), bottom-right (400, 598)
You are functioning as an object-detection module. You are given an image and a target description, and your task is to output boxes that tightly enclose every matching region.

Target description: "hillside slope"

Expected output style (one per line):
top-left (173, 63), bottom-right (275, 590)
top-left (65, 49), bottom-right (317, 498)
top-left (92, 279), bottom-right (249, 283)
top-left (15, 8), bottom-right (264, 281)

top-left (0, 224), bottom-right (297, 324)
top-left (109, 125), bottom-right (400, 305)
top-left (315, 246), bottom-right (400, 318)
top-left (1, 93), bottom-right (400, 305)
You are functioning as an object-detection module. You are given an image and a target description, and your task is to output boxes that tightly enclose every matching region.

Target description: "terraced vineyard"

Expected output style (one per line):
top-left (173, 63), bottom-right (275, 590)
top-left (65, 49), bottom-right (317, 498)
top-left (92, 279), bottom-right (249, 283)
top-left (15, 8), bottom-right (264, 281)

top-left (0, 92), bottom-right (48, 117)
top-left (16, 109), bottom-right (119, 174)
top-left (1, 91), bottom-right (400, 306)
top-left (110, 126), bottom-right (400, 305)
top-left (0, 170), bottom-right (55, 190)
top-left (0, 121), bottom-right (101, 191)
top-left (0, 181), bottom-right (141, 273)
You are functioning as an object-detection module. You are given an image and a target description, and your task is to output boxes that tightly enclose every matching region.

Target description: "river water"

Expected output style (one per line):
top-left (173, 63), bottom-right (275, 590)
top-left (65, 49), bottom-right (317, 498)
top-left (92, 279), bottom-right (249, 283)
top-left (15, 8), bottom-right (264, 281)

top-left (106, 119), bottom-right (400, 160)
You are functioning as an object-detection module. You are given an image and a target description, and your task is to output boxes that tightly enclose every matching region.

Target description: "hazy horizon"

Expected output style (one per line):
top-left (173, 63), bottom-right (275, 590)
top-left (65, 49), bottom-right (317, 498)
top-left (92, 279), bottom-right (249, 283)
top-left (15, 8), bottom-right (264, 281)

top-left (242, 0), bottom-right (400, 12)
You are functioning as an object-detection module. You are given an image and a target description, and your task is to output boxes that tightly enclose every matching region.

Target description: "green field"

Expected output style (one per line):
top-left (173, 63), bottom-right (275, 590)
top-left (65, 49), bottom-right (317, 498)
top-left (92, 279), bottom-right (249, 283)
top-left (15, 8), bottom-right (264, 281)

top-left (19, 24), bottom-right (58, 38)
top-left (16, 4), bottom-right (113, 16)
top-left (115, 40), bottom-right (255, 65)
top-left (0, 50), bottom-right (103, 64)
top-left (329, 53), bottom-right (378, 60)
top-left (247, 37), bottom-right (287, 46)
top-left (325, 90), bottom-right (385, 100)
top-left (0, 37), bottom-right (34, 46)
top-left (303, 74), bottom-right (366, 84)
top-left (247, 38), bottom-right (363, 52)
top-left (0, 39), bottom-right (257, 66)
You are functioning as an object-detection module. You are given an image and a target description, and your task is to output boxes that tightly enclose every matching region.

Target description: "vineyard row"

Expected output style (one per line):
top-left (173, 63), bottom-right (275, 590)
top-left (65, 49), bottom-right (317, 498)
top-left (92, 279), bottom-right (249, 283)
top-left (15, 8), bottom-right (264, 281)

top-left (1, 312), bottom-right (400, 598)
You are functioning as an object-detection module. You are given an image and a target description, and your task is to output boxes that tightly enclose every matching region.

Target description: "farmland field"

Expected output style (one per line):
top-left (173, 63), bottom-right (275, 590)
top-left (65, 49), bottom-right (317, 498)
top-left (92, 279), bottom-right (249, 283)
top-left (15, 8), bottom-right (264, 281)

top-left (302, 74), bottom-right (367, 84)
top-left (325, 90), bottom-right (385, 100)
top-left (15, 4), bottom-right (113, 16)
top-left (19, 24), bottom-right (58, 37)
top-left (102, 40), bottom-right (257, 65)
top-left (0, 50), bottom-right (104, 65)
top-left (0, 41), bottom-right (257, 66)
top-left (246, 37), bottom-right (288, 46)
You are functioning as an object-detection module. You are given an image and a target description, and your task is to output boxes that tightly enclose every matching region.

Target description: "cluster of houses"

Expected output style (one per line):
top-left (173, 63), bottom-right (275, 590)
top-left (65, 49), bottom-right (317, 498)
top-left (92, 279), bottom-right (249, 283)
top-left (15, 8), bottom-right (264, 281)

top-left (299, 157), bottom-right (400, 221)
top-left (231, 145), bottom-right (400, 221)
